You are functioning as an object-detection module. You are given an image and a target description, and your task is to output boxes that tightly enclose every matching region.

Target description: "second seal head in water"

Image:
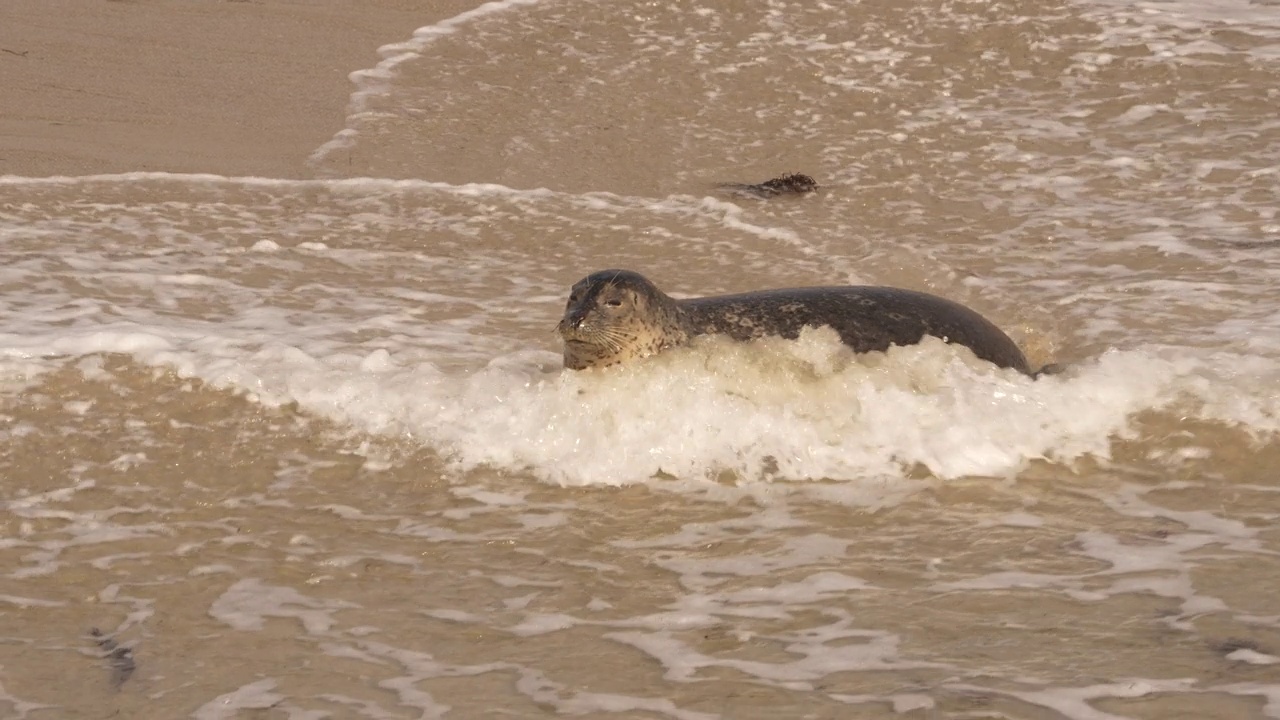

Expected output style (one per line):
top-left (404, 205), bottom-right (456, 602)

top-left (557, 269), bottom-right (1033, 374)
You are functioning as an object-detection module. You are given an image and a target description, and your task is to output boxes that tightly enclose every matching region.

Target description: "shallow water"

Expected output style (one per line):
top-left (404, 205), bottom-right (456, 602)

top-left (3, 0), bottom-right (1280, 718)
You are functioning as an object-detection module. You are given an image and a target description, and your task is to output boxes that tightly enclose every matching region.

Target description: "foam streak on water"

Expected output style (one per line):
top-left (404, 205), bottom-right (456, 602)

top-left (308, 0), bottom-right (545, 168)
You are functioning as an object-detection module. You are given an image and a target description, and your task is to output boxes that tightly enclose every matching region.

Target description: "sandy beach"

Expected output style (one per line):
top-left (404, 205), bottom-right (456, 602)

top-left (0, 0), bottom-right (474, 178)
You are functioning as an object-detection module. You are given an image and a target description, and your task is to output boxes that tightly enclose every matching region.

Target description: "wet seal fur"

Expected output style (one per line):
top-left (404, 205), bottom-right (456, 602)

top-left (89, 627), bottom-right (136, 690)
top-left (558, 269), bottom-right (1036, 374)
top-left (717, 172), bottom-right (818, 200)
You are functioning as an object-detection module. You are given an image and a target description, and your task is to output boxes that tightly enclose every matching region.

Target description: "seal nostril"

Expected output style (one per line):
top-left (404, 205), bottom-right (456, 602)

top-left (563, 310), bottom-right (586, 331)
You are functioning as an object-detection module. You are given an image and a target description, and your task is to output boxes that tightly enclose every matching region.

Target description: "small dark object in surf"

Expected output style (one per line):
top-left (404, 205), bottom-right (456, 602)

top-left (1033, 362), bottom-right (1067, 378)
top-left (717, 173), bottom-right (819, 199)
top-left (1210, 637), bottom-right (1270, 659)
top-left (89, 627), bottom-right (136, 690)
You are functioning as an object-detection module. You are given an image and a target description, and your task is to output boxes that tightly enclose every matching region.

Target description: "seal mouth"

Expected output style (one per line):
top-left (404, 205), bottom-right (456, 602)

top-left (557, 319), bottom-right (596, 343)
top-left (556, 317), bottom-right (581, 335)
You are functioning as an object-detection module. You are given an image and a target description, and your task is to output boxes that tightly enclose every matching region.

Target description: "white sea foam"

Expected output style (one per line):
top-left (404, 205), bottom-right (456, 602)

top-left (608, 621), bottom-right (936, 684)
top-left (1082, 0), bottom-right (1280, 36)
top-left (9, 309), bottom-right (1269, 489)
top-left (209, 578), bottom-right (359, 634)
top-left (0, 680), bottom-right (54, 719)
top-left (0, 595), bottom-right (65, 609)
top-left (21, 325), bottom-right (1276, 488)
top-left (308, 0), bottom-right (544, 168)
top-left (192, 680), bottom-right (286, 720)
top-left (1227, 649), bottom-right (1280, 665)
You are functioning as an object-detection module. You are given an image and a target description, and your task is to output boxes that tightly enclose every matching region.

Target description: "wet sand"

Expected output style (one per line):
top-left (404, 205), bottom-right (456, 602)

top-left (0, 0), bottom-right (475, 178)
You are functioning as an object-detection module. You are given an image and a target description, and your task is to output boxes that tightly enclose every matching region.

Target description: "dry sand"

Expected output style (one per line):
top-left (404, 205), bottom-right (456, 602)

top-left (0, 0), bottom-right (477, 178)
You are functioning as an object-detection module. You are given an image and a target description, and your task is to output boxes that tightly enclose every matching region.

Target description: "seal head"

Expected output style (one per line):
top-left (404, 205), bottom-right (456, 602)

top-left (557, 270), bottom-right (688, 370)
top-left (718, 172), bottom-right (819, 200)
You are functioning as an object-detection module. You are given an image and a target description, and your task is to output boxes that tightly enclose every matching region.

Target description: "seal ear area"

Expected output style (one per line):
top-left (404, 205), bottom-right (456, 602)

top-left (582, 269), bottom-right (664, 299)
top-left (564, 276), bottom-right (595, 307)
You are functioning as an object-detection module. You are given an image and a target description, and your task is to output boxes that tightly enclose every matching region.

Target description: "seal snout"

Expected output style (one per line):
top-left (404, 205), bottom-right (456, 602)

top-left (558, 270), bottom-right (635, 338)
top-left (560, 307), bottom-right (588, 333)
top-left (558, 299), bottom-right (593, 339)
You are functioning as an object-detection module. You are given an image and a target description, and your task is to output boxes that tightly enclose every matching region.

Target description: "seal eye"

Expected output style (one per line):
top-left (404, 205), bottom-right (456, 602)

top-left (604, 299), bottom-right (622, 308)
top-left (569, 293), bottom-right (579, 303)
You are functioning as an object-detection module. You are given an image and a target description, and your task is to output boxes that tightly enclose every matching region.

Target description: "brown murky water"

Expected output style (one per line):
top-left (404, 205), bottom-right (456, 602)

top-left (3, 0), bottom-right (1280, 718)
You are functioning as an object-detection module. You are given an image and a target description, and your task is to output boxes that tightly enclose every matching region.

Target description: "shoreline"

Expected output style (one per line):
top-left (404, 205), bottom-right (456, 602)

top-left (0, 0), bottom-right (478, 179)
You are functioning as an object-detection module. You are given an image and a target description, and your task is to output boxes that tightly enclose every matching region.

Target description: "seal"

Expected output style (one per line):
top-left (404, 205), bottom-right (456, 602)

top-left (717, 172), bottom-right (819, 200)
top-left (557, 269), bottom-right (1033, 374)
